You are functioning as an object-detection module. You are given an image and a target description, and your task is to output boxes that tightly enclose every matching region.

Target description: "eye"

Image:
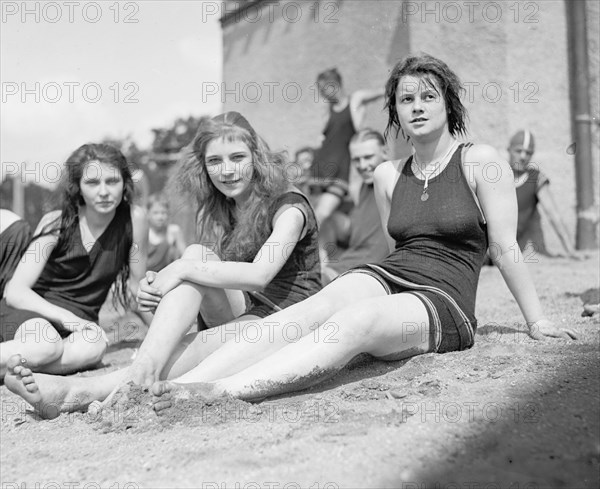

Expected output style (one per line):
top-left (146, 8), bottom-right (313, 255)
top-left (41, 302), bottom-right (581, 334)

top-left (205, 158), bottom-right (221, 166)
top-left (399, 95), bottom-right (412, 103)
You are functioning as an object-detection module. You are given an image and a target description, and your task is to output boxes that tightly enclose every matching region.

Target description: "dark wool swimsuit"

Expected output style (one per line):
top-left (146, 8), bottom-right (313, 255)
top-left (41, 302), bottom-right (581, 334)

top-left (312, 103), bottom-right (355, 199)
top-left (342, 144), bottom-right (488, 353)
top-left (0, 207), bottom-right (131, 342)
top-left (231, 191), bottom-right (322, 319)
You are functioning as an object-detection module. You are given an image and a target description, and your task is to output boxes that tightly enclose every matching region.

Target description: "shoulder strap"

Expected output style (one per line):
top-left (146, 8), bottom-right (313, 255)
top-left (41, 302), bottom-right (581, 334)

top-left (460, 143), bottom-right (487, 224)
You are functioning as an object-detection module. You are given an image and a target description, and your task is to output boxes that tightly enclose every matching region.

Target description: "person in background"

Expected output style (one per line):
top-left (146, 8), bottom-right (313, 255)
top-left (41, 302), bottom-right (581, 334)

top-left (146, 193), bottom-right (186, 273)
top-left (0, 209), bottom-right (32, 298)
top-left (311, 68), bottom-right (385, 256)
top-left (321, 129), bottom-right (389, 283)
top-left (505, 129), bottom-right (577, 259)
top-left (291, 146), bottom-right (315, 195)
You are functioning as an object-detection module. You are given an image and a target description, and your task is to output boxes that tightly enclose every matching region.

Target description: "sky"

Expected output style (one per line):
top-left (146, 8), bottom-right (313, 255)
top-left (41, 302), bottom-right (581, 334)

top-left (1, 0), bottom-right (223, 187)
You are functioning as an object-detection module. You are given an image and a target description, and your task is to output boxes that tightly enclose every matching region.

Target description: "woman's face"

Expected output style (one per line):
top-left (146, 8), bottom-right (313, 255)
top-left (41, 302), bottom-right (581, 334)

top-left (204, 137), bottom-right (254, 203)
top-left (79, 160), bottom-right (124, 215)
top-left (395, 75), bottom-right (448, 141)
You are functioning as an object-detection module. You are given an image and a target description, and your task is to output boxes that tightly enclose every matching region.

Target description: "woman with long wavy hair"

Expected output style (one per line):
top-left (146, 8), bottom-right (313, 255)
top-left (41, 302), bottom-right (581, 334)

top-left (0, 143), bottom-right (148, 377)
top-left (136, 111), bottom-right (322, 325)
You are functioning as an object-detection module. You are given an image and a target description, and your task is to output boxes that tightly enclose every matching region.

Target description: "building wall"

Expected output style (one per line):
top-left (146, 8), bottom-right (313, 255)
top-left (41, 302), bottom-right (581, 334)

top-left (221, 0), bottom-right (599, 252)
top-left (586, 0), bottom-right (600, 238)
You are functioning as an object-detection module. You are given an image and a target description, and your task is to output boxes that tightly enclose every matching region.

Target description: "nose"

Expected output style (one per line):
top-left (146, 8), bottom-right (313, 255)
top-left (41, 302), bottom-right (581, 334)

top-left (412, 97), bottom-right (423, 112)
top-left (221, 157), bottom-right (237, 175)
top-left (98, 181), bottom-right (109, 195)
top-left (357, 158), bottom-right (369, 171)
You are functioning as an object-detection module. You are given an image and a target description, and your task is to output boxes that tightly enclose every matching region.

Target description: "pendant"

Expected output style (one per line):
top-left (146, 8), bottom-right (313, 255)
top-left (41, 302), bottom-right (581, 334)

top-left (421, 191), bottom-right (429, 202)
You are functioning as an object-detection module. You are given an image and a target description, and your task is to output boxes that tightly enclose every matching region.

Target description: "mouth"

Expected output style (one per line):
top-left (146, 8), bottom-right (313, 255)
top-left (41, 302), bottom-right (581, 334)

top-left (221, 179), bottom-right (241, 186)
top-left (97, 201), bottom-right (113, 206)
top-left (410, 117), bottom-right (428, 123)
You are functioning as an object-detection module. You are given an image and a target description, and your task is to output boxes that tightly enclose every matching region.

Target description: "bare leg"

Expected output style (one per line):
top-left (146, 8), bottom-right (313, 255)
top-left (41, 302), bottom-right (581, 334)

top-left (125, 244), bottom-right (246, 384)
top-left (0, 319), bottom-right (63, 377)
top-left (2, 312), bottom-right (267, 417)
top-left (4, 354), bottom-right (128, 419)
top-left (155, 293), bottom-right (431, 408)
top-left (170, 273), bottom-right (387, 384)
top-left (160, 313), bottom-right (260, 379)
top-left (37, 330), bottom-right (107, 375)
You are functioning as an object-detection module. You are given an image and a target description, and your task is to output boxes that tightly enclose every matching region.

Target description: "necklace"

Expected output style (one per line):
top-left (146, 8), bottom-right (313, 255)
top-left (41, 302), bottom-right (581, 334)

top-left (412, 141), bottom-right (458, 202)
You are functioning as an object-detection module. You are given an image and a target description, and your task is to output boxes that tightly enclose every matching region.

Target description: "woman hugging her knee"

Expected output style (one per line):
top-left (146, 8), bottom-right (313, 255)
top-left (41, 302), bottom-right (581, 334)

top-left (0, 143), bottom-right (148, 376)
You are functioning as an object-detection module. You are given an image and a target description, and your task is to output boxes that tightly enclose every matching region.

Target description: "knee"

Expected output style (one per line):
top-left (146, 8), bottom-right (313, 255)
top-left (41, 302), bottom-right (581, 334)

top-left (86, 340), bottom-right (108, 365)
top-left (183, 244), bottom-right (221, 261)
top-left (71, 331), bottom-right (108, 366)
top-left (324, 306), bottom-right (376, 346)
top-left (14, 320), bottom-right (64, 365)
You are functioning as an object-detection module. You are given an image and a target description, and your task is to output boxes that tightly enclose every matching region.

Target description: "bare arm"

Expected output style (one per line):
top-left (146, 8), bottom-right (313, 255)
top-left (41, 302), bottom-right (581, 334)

top-left (4, 211), bottom-right (94, 330)
top-left (147, 205), bottom-right (307, 296)
top-left (373, 160), bottom-right (399, 253)
top-left (349, 88), bottom-right (385, 131)
top-left (536, 185), bottom-right (576, 256)
top-left (314, 192), bottom-right (343, 226)
top-left (466, 145), bottom-right (575, 340)
top-left (128, 205), bottom-right (149, 297)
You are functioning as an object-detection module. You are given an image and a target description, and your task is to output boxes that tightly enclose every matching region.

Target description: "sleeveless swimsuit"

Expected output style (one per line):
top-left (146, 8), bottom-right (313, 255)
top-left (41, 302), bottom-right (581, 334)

top-left (341, 144), bottom-right (488, 353)
top-left (0, 208), bottom-right (132, 341)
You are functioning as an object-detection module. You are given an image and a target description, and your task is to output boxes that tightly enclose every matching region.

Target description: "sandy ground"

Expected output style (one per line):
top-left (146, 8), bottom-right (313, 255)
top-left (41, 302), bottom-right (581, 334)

top-left (1, 254), bottom-right (599, 489)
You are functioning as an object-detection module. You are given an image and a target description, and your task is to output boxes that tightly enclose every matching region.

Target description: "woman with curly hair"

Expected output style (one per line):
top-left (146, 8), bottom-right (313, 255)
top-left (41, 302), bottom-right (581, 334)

top-left (0, 143), bottom-right (148, 376)
top-left (135, 111), bottom-right (321, 325)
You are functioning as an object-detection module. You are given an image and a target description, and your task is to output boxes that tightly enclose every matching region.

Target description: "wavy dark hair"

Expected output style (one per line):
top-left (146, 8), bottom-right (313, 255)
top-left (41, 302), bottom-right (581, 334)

top-left (384, 53), bottom-right (468, 141)
top-left (174, 112), bottom-right (289, 262)
top-left (38, 143), bottom-right (134, 307)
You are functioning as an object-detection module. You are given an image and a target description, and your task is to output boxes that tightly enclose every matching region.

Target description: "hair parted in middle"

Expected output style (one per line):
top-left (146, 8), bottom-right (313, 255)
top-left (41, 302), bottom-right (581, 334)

top-left (384, 53), bottom-right (468, 141)
top-left (174, 112), bottom-right (289, 262)
top-left (38, 143), bottom-right (134, 308)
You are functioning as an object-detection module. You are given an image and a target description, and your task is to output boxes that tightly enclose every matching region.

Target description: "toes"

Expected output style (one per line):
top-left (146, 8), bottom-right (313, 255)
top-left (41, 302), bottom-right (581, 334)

top-left (19, 367), bottom-right (33, 378)
top-left (25, 383), bottom-right (39, 393)
top-left (22, 376), bottom-right (36, 386)
top-left (151, 381), bottom-right (172, 397)
top-left (153, 400), bottom-right (172, 413)
top-left (565, 329), bottom-right (578, 340)
top-left (6, 354), bottom-right (25, 371)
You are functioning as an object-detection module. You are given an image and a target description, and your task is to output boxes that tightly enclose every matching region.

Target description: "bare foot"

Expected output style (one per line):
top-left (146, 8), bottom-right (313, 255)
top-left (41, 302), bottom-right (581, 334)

top-left (4, 354), bottom-right (94, 419)
top-left (100, 355), bottom-right (159, 410)
top-left (151, 380), bottom-right (226, 414)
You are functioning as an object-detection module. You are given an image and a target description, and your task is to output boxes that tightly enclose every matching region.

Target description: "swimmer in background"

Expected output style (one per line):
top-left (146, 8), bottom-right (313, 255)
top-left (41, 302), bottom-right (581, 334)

top-left (507, 130), bottom-right (578, 259)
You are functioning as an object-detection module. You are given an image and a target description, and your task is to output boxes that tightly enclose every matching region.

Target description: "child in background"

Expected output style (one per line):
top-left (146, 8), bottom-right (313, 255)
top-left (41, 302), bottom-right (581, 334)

top-left (146, 193), bottom-right (186, 273)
